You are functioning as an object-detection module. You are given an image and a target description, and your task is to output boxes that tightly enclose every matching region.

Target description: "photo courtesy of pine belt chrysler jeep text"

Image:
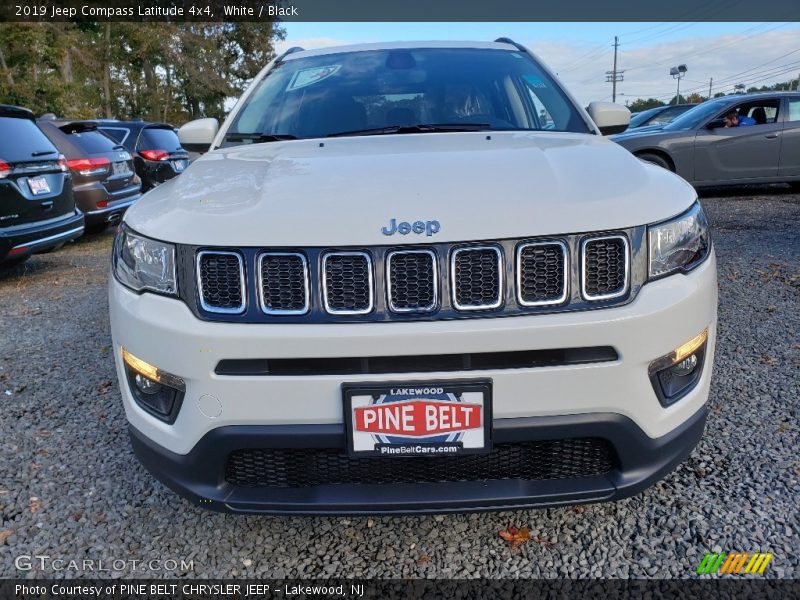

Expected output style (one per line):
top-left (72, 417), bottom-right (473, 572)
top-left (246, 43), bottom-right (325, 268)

top-left (109, 39), bottom-right (718, 514)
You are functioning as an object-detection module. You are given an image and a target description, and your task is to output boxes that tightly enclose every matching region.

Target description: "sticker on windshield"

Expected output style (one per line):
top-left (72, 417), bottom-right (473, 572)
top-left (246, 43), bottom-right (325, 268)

top-left (287, 65), bottom-right (341, 91)
top-left (524, 75), bottom-right (547, 89)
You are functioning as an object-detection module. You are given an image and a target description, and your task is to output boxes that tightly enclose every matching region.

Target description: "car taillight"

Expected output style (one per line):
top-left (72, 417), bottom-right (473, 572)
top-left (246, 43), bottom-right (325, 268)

top-left (0, 159), bottom-right (10, 179)
top-left (140, 149), bottom-right (169, 161)
top-left (57, 154), bottom-right (68, 173)
top-left (67, 157), bottom-right (110, 175)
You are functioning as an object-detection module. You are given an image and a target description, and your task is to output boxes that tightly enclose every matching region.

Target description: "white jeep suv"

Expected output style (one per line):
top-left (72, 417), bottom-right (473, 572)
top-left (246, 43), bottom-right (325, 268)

top-left (109, 39), bottom-right (717, 514)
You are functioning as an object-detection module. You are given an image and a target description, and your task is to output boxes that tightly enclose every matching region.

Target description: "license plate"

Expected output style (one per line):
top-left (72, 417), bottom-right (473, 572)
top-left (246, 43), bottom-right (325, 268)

top-left (343, 379), bottom-right (492, 457)
top-left (112, 161), bottom-right (129, 176)
top-left (173, 160), bottom-right (186, 172)
top-left (28, 176), bottom-right (50, 195)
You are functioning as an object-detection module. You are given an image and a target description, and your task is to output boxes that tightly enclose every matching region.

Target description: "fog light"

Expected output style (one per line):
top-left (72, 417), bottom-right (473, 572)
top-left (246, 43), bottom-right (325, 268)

top-left (134, 373), bottom-right (162, 394)
top-left (122, 348), bottom-right (185, 423)
top-left (671, 354), bottom-right (698, 376)
top-left (649, 329), bottom-right (708, 407)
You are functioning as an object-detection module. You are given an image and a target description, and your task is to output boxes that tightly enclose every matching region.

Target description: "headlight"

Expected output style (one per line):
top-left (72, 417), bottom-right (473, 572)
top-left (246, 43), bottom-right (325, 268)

top-left (648, 202), bottom-right (711, 279)
top-left (113, 224), bottom-right (177, 295)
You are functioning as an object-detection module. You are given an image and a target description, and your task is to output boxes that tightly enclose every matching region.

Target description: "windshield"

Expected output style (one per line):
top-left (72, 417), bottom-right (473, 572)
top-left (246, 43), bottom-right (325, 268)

top-left (0, 117), bottom-right (57, 160)
top-left (139, 127), bottom-right (182, 151)
top-left (225, 47), bottom-right (591, 143)
top-left (629, 107), bottom-right (661, 128)
top-left (664, 99), bottom-right (729, 131)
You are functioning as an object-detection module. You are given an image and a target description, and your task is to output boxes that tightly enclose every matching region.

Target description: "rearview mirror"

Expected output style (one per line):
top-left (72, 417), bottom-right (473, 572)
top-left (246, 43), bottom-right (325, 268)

top-left (706, 118), bottom-right (726, 129)
top-left (178, 118), bottom-right (219, 153)
top-left (586, 102), bottom-right (630, 135)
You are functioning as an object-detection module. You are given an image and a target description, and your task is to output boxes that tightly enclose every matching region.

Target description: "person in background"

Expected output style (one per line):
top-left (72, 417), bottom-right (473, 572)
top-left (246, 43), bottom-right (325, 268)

top-left (724, 109), bottom-right (756, 127)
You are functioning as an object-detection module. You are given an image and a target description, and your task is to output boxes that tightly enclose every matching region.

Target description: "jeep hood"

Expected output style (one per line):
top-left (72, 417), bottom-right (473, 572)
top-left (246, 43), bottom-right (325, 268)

top-left (125, 131), bottom-right (696, 246)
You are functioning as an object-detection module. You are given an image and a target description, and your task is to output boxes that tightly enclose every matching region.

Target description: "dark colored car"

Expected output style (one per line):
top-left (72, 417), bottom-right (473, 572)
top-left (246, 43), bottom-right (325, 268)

top-left (37, 119), bottom-right (142, 233)
top-left (97, 120), bottom-right (189, 191)
top-left (627, 104), bottom-right (696, 130)
top-left (0, 105), bottom-right (84, 267)
top-left (611, 92), bottom-right (800, 188)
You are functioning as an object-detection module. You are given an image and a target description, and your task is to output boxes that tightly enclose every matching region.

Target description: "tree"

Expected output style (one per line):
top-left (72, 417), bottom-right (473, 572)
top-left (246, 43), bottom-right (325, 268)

top-left (0, 21), bottom-right (285, 124)
top-left (627, 98), bottom-right (664, 112)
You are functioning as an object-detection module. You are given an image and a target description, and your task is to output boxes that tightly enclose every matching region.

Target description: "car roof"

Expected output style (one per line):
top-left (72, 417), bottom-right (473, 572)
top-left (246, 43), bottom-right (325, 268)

top-left (716, 91), bottom-right (800, 101)
top-left (0, 104), bottom-right (35, 120)
top-left (283, 40), bottom-right (517, 61)
top-left (96, 120), bottom-right (174, 129)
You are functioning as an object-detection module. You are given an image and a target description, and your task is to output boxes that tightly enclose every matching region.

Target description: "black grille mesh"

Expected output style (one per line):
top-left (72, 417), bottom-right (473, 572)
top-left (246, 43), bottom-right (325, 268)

top-left (259, 254), bottom-right (307, 313)
top-left (225, 438), bottom-right (614, 488)
top-left (453, 248), bottom-right (501, 309)
top-left (584, 237), bottom-right (627, 298)
top-left (518, 243), bottom-right (566, 304)
top-left (324, 253), bottom-right (372, 312)
top-left (388, 251), bottom-right (436, 311)
top-left (198, 252), bottom-right (243, 311)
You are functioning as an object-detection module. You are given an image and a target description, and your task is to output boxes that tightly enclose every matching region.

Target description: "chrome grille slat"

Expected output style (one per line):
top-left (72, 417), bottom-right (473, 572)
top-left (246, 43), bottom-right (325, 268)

top-left (257, 252), bottom-right (309, 315)
top-left (387, 249), bottom-right (438, 313)
top-left (192, 230), bottom-right (638, 320)
top-left (451, 246), bottom-right (503, 311)
top-left (196, 251), bottom-right (246, 314)
top-left (581, 235), bottom-right (629, 301)
top-left (322, 252), bottom-right (374, 315)
top-left (516, 241), bottom-right (568, 306)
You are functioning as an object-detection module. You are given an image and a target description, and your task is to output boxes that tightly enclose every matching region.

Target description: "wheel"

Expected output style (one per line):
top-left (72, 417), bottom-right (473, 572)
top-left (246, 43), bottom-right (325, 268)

top-left (637, 152), bottom-right (672, 171)
top-left (0, 255), bottom-right (31, 269)
top-left (789, 181), bottom-right (800, 192)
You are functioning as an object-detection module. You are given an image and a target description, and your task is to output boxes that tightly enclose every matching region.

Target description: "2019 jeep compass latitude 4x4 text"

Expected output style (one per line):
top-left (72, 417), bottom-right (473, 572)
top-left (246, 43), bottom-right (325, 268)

top-left (109, 40), bottom-right (717, 514)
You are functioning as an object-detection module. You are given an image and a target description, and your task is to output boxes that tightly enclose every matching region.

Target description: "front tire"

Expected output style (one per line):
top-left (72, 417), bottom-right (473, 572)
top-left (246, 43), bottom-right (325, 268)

top-left (637, 152), bottom-right (673, 171)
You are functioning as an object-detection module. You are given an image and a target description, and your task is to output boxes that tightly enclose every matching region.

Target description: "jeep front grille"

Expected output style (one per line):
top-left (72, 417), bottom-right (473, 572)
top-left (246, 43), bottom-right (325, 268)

top-left (322, 252), bottom-right (373, 314)
top-left (517, 241), bottom-right (568, 306)
top-left (188, 229), bottom-right (640, 322)
top-left (197, 251), bottom-right (246, 314)
top-left (451, 246), bottom-right (503, 310)
top-left (225, 438), bottom-right (615, 488)
top-left (581, 235), bottom-right (629, 301)
top-left (257, 252), bottom-right (309, 315)
top-left (387, 249), bottom-right (437, 312)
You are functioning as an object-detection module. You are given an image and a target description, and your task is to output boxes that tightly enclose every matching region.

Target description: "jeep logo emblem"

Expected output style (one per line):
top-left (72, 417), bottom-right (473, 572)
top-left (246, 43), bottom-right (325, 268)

top-left (381, 218), bottom-right (440, 237)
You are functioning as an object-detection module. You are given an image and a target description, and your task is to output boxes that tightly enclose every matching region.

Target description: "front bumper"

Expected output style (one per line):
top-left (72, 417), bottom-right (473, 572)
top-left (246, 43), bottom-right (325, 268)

top-left (129, 406), bottom-right (708, 514)
top-left (110, 251), bottom-right (717, 512)
top-left (0, 210), bottom-right (85, 263)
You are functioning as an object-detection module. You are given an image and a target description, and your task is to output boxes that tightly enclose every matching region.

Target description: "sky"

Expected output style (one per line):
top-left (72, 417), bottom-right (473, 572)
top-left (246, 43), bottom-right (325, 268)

top-left (277, 22), bottom-right (800, 106)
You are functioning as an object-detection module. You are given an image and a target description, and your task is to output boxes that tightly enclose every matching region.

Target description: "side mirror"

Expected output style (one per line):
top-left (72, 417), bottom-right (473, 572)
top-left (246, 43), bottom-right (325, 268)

top-left (586, 101), bottom-right (631, 135)
top-left (706, 118), bottom-right (726, 130)
top-left (178, 118), bottom-right (219, 153)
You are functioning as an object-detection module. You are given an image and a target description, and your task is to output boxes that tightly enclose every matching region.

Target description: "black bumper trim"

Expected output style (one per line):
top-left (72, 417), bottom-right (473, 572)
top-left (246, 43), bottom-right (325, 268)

top-left (0, 211), bottom-right (85, 262)
top-left (128, 406), bottom-right (708, 515)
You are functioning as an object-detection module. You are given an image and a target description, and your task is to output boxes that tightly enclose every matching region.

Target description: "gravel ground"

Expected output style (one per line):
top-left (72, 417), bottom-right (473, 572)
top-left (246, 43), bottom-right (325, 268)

top-left (0, 189), bottom-right (797, 579)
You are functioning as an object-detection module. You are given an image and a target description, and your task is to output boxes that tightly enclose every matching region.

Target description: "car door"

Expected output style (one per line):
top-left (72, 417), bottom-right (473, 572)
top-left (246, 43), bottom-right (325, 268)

top-left (778, 96), bottom-right (800, 178)
top-left (692, 98), bottom-right (783, 183)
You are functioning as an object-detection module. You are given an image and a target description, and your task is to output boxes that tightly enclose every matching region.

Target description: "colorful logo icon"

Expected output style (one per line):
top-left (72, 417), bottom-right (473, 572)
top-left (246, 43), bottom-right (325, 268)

top-left (696, 552), bottom-right (773, 575)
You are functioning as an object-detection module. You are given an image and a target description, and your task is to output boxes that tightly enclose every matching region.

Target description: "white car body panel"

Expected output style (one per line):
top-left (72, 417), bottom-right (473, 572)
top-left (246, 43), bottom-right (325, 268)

top-left (125, 131), bottom-right (695, 247)
top-left (110, 253), bottom-right (716, 455)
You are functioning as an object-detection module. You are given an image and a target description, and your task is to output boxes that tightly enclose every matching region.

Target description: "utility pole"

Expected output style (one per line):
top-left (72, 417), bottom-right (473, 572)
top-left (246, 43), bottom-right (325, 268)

top-left (605, 36), bottom-right (624, 103)
top-left (708, 77), bottom-right (713, 100)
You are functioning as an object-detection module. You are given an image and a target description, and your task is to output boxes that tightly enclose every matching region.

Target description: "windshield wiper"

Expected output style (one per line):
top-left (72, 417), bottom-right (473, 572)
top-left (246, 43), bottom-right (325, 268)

top-left (31, 149), bottom-right (57, 157)
top-left (327, 123), bottom-right (492, 138)
top-left (225, 132), bottom-right (297, 143)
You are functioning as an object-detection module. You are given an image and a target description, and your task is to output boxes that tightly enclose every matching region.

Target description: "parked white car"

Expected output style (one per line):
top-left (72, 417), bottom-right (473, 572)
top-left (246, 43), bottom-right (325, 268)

top-left (109, 39), bottom-right (717, 514)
